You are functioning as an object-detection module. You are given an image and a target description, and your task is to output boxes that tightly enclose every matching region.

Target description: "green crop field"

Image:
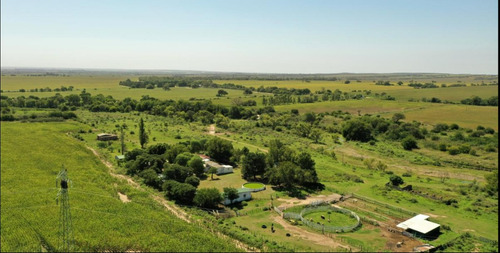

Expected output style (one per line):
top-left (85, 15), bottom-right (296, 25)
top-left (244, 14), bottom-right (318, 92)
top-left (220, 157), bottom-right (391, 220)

top-left (0, 122), bottom-right (240, 252)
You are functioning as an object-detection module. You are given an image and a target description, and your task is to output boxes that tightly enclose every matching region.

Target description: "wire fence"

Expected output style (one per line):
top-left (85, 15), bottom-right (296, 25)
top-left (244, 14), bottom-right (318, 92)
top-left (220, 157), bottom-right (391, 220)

top-left (351, 193), bottom-right (416, 217)
top-left (281, 205), bottom-right (361, 233)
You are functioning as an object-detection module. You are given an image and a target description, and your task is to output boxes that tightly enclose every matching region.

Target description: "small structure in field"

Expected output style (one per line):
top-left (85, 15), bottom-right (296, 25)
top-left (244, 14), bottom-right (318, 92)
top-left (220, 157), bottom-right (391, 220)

top-left (204, 160), bottom-right (233, 175)
top-left (222, 188), bottom-right (252, 205)
top-left (397, 214), bottom-right (440, 237)
top-left (97, 133), bottom-right (118, 141)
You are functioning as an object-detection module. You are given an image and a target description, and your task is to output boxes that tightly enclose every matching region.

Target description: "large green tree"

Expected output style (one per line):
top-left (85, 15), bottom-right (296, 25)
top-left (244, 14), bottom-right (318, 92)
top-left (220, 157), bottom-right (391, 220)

top-left (139, 117), bottom-right (149, 148)
top-left (206, 137), bottom-right (233, 164)
top-left (188, 156), bottom-right (205, 177)
top-left (241, 152), bottom-right (267, 180)
top-left (341, 119), bottom-right (373, 142)
top-left (194, 188), bottom-right (222, 208)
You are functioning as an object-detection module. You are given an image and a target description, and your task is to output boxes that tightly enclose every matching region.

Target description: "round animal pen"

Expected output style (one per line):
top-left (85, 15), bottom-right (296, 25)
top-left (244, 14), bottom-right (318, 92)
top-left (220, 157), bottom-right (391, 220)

top-left (283, 205), bottom-right (361, 233)
top-left (242, 182), bottom-right (266, 192)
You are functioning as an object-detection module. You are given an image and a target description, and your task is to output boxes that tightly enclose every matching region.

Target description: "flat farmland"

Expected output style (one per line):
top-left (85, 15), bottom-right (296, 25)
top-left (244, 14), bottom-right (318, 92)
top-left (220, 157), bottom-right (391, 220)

top-left (0, 75), bottom-right (137, 91)
top-left (384, 85), bottom-right (498, 102)
top-left (400, 104), bottom-right (498, 130)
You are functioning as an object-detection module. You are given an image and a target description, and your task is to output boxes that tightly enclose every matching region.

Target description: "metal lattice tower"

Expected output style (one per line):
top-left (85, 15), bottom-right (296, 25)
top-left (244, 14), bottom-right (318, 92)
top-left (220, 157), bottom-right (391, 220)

top-left (56, 167), bottom-right (73, 252)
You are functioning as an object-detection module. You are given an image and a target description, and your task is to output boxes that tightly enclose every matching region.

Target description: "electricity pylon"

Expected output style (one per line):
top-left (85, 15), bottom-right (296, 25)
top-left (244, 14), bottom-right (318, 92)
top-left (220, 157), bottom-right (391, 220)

top-left (56, 167), bottom-right (73, 252)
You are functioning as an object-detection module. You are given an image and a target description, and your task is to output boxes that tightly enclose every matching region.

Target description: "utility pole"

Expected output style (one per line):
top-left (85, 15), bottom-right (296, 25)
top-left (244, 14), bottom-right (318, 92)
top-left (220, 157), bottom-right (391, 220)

top-left (56, 167), bottom-right (73, 252)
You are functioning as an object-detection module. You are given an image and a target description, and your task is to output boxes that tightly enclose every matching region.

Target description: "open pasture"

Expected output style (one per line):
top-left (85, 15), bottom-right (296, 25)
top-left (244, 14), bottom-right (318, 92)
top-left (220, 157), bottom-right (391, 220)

top-left (384, 85), bottom-right (498, 102)
top-left (400, 104), bottom-right (498, 130)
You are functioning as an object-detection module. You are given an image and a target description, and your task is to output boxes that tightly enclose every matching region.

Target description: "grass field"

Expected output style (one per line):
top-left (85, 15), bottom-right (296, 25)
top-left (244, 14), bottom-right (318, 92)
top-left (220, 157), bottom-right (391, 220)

top-left (0, 121), bottom-right (240, 252)
top-left (0, 75), bottom-right (137, 90)
top-left (383, 85), bottom-right (498, 102)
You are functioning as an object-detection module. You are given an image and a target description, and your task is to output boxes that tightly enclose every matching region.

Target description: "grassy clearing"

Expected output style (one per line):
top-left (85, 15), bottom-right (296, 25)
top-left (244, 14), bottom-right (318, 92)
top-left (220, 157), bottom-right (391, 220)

top-left (0, 122), bottom-right (240, 252)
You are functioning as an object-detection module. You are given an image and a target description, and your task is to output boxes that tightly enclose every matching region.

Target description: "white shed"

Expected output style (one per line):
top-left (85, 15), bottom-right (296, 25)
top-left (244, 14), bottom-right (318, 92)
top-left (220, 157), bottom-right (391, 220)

top-left (223, 188), bottom-right (252, 205)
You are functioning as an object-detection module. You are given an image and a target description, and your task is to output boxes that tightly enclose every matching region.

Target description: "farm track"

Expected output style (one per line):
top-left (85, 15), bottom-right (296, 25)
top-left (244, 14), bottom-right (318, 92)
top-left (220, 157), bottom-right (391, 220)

top-left (86, 146), bottom-right (259, 252)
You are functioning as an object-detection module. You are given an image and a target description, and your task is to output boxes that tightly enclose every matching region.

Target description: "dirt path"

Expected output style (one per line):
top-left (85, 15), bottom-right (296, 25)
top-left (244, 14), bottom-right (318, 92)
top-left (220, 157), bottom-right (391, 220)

top-left (272, 215), bottom-right (353, 251)
top-left (207, 124), bottom-right (268, 153)
top-left (278, 193), bottom-right (342, 209)
top-left (87, 146), bottom-right (257, 252)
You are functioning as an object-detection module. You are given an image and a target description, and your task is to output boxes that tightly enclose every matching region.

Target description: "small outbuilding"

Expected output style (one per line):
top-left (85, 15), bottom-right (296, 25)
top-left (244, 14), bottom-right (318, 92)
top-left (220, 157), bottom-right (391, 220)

top-left (97, 133), bottom-right (118, 141)
top-left (222, 188), bottom-right (252, 205)
top-left (397, 214), bottom-right (440, 237)
top-left (204, 160), bottom-right (233, 175)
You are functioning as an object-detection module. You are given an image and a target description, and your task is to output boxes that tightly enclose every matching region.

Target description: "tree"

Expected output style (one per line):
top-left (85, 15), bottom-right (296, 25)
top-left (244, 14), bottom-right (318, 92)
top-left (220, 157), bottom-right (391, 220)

top-left (185, 175), bottom-right (200, 188)
top-left (243, 88), bottom-right (253, 95)
top-left (265, 161), bottom-right (302, 189)
top-left (208, 167), bottom-right (218, 180)
top-left (309, 128), bottom-right (322, 143)
top-left (392, 113), bottom-right (405, 123)
top-left (341, 119), bottom-right (373, 142)
top-left (120, 126), bottom-right (126, 155)
top-left (397, 81), bottom-right (403, 86)
top-left (389, 175), bottom-right (404, 187)
top-left (223, 187), bottom-right (239, 204)
top-left (206, 137), bottom-right (233, 164)
top-left (163, 164), bottom-right (193, 183)
top-left (485, 171), bottom-right (498, 196)
top-left (139, 168), bottom-right (161, 189)
top-left (139, 117), bottom-right (149, 148)
top-left (188, 156), bottom-right (205, 177)
top-left (194, 188), bottom-right (222, 209)
top-left (267, 139), bottom-right (295, 167)
top-left (174, 152), bottom-right (193, 166)
top-left (402, 136), bottom-right (418, 150)
top-left (163, 180), bottom-right (196, 204)
top-left (240, 152), bottom-right (267, 180)
top-left (217, 89), bottom-right (228, 97)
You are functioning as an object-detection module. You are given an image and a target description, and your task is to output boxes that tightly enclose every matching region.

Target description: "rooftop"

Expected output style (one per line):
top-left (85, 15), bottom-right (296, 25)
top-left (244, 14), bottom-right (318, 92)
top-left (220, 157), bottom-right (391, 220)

top-left (397, 214), bottom-right (440, 234)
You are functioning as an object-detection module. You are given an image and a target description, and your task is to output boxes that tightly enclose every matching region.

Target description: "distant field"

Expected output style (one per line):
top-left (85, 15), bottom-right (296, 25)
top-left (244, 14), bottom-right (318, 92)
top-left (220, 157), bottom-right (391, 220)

top-left (274, 99), bottom-right (498, 130)
top-left (400, 104), bottom-right (498, 130)
top-left (0, 75), bottom-right (136, 90)
top-left (214, 79), bottom-right (412, 92)
top-left (2, 87), bottom-right (258, 102)
top-left (384, 85), bottom-right (498, 102)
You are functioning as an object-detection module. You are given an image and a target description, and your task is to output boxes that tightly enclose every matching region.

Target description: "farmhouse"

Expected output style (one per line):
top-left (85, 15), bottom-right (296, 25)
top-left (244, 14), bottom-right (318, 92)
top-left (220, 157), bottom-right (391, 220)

top-left (222, 188), bottom-right (252, 205)
top-left (397, 214), bottom-right (440, 237)
top-left (203, 160), bottom-right (234, 175)
top-left (97, 133), bottom-right (118, 141)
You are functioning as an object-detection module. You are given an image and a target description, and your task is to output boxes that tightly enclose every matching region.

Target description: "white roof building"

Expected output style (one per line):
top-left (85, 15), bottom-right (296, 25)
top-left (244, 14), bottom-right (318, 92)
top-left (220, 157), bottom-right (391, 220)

top-left (397, 214), bottom-right (440, 234)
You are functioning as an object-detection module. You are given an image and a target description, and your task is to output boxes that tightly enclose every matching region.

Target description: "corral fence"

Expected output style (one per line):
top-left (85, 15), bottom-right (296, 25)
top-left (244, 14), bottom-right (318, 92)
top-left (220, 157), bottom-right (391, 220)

top-left (282, 204), bottom-right (361, 233)
top-left (351, 193), bottom-right (417, 217)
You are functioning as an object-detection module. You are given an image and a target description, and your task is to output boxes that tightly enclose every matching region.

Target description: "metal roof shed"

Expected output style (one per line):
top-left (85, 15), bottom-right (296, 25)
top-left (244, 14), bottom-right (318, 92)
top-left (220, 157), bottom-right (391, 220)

top-left (397, 214), bottom-right (440, 234)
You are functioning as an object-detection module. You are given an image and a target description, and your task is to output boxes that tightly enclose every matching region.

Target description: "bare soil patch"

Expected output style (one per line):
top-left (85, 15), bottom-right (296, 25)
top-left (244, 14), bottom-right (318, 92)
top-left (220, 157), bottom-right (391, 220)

top-left (118, 192), bottom-right (131, 203)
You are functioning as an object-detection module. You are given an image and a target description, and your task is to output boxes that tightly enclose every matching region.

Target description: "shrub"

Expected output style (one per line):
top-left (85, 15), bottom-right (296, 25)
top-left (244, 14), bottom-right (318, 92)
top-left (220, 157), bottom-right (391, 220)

top-left (402, 136), bottom-right (418, 150)
top-left (449, 123), bottom-right (459, 130)
top-left (438, 143), bottom-right (447, 151)
top-left (389, 175), bottom-right (404, 186)
top-left (448, 146), bottom-right (460, 155)
top-left (431, 123), bottom-right (449, 133)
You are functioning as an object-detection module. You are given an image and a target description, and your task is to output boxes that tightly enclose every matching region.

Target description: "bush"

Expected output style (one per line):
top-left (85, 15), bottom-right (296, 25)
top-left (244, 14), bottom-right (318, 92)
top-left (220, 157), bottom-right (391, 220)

top-left (389, 175), bottom-right (404, 186)
top-left (341, 119), bottom-right (373, 142)
top-left (438, 143), bottom-right (447, 151)
top-left (185, 175), bottom-right (200, 188)
top-left (402, 136), bottom-right (418, 150)
top-left (431, 123), bottom-right (449, 133)
top-left (449, 123), bottom-right (459, 130)
top-left (448, 146), bottom-right (460, 155)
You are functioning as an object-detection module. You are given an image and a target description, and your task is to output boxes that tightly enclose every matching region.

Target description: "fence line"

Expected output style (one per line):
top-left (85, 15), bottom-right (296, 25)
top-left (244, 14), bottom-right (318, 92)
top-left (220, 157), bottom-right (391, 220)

top-left (351, 193), bottom-right (416, 217)
top-left (281, 205), bottom-right (361, 233)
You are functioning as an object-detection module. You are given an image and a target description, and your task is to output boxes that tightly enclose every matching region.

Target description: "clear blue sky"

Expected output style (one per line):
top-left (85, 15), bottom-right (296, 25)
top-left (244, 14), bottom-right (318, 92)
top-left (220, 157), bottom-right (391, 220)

top-left (1, 0), bottom-right (498, 74)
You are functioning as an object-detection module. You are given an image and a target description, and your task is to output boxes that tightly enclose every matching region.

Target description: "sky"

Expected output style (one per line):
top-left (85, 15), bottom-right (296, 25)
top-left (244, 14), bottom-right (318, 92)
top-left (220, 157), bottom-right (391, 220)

top-left (1, 0), bottom-right (498, 74)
